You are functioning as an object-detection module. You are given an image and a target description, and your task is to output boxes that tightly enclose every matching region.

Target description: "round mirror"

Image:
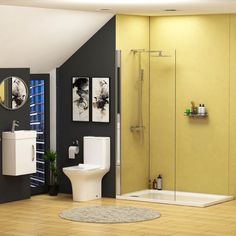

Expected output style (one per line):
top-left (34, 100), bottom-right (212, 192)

top-left (0, 76), bottom-right (28, 110)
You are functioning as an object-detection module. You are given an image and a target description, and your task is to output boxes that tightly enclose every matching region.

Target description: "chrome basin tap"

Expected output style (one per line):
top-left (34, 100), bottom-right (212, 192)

top-left (11, 120), bottom-right (19, 133)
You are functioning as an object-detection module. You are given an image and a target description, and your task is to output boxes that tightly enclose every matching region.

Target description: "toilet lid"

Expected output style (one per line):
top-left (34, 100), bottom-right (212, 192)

top-left (78, 164), bottom-right (100, 171)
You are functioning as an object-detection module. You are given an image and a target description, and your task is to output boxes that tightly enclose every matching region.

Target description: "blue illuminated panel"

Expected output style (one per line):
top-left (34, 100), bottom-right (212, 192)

top-left (29, 80), bottom-right (45, 187)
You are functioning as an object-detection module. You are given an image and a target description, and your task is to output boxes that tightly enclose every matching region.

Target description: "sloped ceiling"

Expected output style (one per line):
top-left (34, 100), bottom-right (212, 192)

top-left (0, 5), bottom-right (113, 73)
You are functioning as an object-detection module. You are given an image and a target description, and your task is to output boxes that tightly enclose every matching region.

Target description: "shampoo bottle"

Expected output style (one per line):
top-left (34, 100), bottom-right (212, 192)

top-left (201, 104), bottom-right (205, 115)
top-left (152, 179), bottom-right (157, 189)
top-left (157, 175), bottom-right (162, 190)
top-left (198, 104), bottom-right (202, 114)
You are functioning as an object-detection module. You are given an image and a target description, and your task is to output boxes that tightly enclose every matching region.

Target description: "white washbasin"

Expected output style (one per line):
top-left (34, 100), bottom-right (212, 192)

top-left (2, 130), bottom-right (36, 140)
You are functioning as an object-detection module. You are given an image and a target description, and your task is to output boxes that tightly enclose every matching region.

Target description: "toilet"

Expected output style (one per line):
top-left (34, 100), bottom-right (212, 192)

top-left (63, 136), bottom-right (110, 201)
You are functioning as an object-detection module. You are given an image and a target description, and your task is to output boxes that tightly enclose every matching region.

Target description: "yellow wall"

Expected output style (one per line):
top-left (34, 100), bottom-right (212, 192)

top-left (229, 15), bottom-right (236, 196)
top-left (118, 14), bottom-right (236, 196)
top-left (0, 81), bottom-right (4, 102)
top-left (150, 14), bottom-right (235, 195)
top-left (116, 15), bottom-right (150, 194)
top-left (149, 49), bottom-right (176, 191)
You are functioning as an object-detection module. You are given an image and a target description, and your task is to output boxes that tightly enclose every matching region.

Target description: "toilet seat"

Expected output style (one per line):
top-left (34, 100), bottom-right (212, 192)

top-left (78, 164), bottom-right (100, 171)
top-left (63, 164), bottom-right (101, 172)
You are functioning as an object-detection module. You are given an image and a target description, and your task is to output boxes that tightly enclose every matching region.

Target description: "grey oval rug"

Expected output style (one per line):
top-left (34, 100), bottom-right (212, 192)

top-left (59, 206), bottom-right (161, 224)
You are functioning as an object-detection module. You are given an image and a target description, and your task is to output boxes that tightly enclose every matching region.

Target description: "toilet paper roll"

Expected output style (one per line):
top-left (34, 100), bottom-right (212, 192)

top-left (68, 146), bottom-right (79, 159)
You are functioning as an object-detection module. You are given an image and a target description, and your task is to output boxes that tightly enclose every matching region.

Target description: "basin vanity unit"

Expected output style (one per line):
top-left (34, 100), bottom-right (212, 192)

top-left (2, 130), bottom-right (37, 176)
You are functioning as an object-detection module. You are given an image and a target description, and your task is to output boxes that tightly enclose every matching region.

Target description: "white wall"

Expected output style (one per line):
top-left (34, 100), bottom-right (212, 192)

top-left (0, 5), bottom-right (113, 73)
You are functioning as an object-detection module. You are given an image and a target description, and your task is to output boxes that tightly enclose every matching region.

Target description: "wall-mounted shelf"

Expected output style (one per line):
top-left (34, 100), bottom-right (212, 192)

top-left (184, 113), bottom-right (208, 118)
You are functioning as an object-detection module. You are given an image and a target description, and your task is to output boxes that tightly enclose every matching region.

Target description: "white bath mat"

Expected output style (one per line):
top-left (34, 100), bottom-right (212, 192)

top-left (59, 205), bottom-right (161, 224)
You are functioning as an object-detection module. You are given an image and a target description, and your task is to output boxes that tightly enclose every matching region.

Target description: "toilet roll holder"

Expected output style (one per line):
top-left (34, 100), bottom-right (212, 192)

top-left (72, 140), bottom-right (79, 146)
top-left (68, 140), bottom-right (79, 159)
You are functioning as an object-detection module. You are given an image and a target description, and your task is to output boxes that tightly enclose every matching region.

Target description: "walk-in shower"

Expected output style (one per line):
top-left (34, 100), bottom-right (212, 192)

top-left (116, 48), bottom-right (234, 207)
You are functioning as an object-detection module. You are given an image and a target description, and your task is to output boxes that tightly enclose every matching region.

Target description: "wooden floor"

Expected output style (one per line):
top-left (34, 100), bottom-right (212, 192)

top-left (0, 194), bottom-right (236, 236)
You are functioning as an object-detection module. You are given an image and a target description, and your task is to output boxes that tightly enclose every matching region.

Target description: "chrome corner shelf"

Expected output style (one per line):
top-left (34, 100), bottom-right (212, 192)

top-left (184, 112), bottom-right (208, 118)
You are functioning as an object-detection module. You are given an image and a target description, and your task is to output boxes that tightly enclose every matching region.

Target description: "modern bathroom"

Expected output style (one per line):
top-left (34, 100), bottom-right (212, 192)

top-left (1, 1), bottom-right (236, 235)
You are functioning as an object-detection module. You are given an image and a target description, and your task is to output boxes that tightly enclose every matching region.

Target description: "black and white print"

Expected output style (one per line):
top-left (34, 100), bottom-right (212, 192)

top-left (72, 77), bottom-right (89, 121)
top-left (12, 77), bottom-right (27, 109)
top-left (92, 77), bottom-right (110, 123)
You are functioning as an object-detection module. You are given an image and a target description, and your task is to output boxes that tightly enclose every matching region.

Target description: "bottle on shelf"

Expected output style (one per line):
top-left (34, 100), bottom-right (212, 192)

top-left (157, 175), bottom-right (162, 190)
top-left (201, 104), bottom-right (206, 116)
top-left (198, 104), bottom-right (202, 115)
top-left (152, 179), bottom-right (157, 189)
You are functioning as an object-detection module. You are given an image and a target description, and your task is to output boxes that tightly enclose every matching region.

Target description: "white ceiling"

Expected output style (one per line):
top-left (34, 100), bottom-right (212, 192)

top-left (0, 5), bottom-right (113, 73)
top-left (0, 0), bottom-right (236, 15)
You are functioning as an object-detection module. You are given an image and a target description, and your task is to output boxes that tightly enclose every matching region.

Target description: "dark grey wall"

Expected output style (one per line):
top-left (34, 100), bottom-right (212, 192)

top-left (57, 17), bottom-right (116, 197)
top-left (0, 68), bottom-right (31, 203)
